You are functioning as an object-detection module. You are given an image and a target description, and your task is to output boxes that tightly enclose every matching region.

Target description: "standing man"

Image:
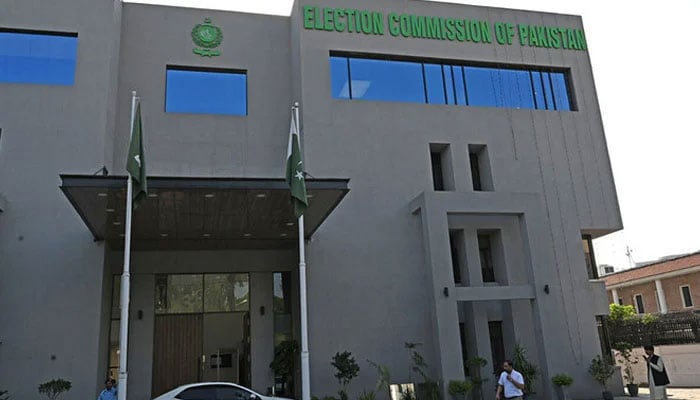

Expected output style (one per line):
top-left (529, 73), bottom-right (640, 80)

top-left (643, 345), bottom-right (670, 400)
top-left (496, 360), bottom-right (525, 400)
top-left (97, 378), bottom-right (118, 400)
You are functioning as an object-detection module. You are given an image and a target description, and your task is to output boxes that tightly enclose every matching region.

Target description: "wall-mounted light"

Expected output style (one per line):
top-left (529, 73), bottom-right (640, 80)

top-left (137, 310), bottom-right (143, 320)
top-left (544, 284), bottom-right (550, 294)
top-left (260, 306), bottom-right (265, 316)
top-left (443, 287), bottom-right (449, 297)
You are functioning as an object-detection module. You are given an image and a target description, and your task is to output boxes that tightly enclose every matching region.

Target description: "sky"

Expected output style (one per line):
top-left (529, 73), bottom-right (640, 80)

top-left (127, 0), bottom-right (700, 270)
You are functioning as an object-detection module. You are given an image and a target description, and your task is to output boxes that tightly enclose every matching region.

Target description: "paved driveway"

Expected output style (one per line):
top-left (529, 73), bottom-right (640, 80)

top-left (615, 388), bottom-right (700, 400)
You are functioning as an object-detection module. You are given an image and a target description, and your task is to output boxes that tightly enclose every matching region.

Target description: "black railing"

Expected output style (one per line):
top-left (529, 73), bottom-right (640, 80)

top-left (607, 311), bottom-right (700, 346)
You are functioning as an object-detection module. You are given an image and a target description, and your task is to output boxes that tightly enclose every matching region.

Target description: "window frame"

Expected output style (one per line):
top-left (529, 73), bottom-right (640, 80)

top-left (634, 294), bottom-right (645, 314)
top-left (680, 285), bottom-right (694, 308)
top-left (328, 51), bottom-right (576, 111)
top-left (165, 65), bottom-right (248, 116)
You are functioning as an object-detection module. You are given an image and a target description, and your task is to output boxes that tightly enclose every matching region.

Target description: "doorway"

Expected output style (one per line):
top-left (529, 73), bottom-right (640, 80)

top-left (151, 274), bottom-right (251, 397)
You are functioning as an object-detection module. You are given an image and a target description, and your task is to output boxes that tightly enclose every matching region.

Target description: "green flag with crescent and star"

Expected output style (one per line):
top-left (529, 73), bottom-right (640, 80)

top-left (126, 102), bottom-right (147, 206)
top-left (285, 113), bottom-right (307, 218)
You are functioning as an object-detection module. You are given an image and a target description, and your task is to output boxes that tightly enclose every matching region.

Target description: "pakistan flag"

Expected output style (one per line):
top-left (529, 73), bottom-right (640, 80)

top-left (285, 114), bottom-right (307, 218)
top-left (126, 102), bottom-right (148, 205)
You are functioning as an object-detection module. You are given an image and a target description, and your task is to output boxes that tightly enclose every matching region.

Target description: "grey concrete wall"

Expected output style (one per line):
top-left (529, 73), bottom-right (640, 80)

top-left (113, 4), bottom-right (292, 178)
top-left (293, 0), bottom-right (622, 398)
top-left (0, 1), bottom-right (122, 399)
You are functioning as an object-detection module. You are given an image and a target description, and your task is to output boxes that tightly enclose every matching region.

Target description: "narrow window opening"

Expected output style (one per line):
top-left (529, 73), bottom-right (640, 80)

top-left (634, 294), bottom-right (645, 314)
top-left (478, 233), bottom-right (495, 283)
top-left (430, 143), bottom-right (454, 191)
top-left (468, 144), bottom-right (493, 191)
top-left (582, 234), bottom-right (599, 280)
top-left (488, 321), bottom-right (505, 375)
top-left (449, 230), bottom-right (464, 284)
top-left (681, 285), bottom-right (693, 308)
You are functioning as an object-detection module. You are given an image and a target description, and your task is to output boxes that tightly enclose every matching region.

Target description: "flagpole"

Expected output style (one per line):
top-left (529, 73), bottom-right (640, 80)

top-left (294, 102), bottom-right (311, 400)
top-left (118, 91), bottom-right (137, 400)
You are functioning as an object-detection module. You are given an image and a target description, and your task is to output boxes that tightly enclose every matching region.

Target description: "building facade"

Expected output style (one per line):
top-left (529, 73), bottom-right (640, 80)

top-left (604, 252), bottom-right (700, 314)
top-left (0, 1), bottom-right (622, 400)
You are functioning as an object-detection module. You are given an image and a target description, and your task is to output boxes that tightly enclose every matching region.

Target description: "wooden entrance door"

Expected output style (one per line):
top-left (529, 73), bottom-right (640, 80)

top-left (152, 314), bottom-right (203, 397)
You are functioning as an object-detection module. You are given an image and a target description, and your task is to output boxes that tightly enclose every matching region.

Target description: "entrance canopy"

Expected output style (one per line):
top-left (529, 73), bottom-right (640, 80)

top-left (60, 175), bottom-right (349, 250)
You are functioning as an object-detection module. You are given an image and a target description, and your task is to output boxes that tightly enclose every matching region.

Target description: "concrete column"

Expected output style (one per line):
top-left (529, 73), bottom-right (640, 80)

top-left (251, 272), bottom-right (274, 393)
top-left (612, 289), bottom-right (620, 305)
top-left (655, 280), bottom-right (668, 314)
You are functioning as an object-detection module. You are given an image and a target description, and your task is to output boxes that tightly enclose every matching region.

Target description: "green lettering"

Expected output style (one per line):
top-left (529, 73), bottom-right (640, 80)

top-left (567, 29), bottom-right (578, 49)
top-left (314, 7), bottom-right (323, 30)
top-left (480, 21), bottom-right (491, 43)
top-left (324, 8), bottom-right (334, 31)
top-left (506, 23), bottom-right (515, 44)
top-left (559, 28), bottom-right (569, 48)
top-left (495, 22), bottom-right (507, 44)
top-left (411, 15), bottom-right (426, 39)
top-left (388, 13), bottom-right (400, 36)
top-left (400, 14), bottom-right (411, 37)
top-left (529, 26), bottom-right (539, 46)
top-left (372, 12), bottom-right (384, 35)
top-left (470, 21), bottom-right (481, 42)
top-left (426, 17), bottom-right (441, 39)
top-left (548, 27), bottom-right (560, 48)
top-left (518, 24), bottom-right (528, 45)
top-left (536, 26), bottom-right (548, 47)
top-left (576, 29), bottom-right (587, 50)
top-left (303, 6), bottom-right (315, 29)
top-left (455, 19), bottom-right (466, 41)
top-left (360, 11), bottom-right (372, 34)
top-left (446, 18), bottom-right (456, 41)
top-left (334, 9), bottom-right (345, 32)
top-left (440, 18), bottom-right (447, 40)
top-left (464, 19), bottom-right (472, 41)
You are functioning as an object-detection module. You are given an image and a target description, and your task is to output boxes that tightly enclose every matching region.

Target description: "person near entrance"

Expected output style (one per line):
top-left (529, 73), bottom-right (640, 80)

top-left (643, 345), bottom-right (670, 400)
top-left (97, 378), bottom-right (118, 400)
top-left (495, 360), bottom-right (525, 400)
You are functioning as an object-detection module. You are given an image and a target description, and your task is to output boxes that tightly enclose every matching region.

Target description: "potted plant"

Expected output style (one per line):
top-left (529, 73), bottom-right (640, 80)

top-left (405, 342), bottom-right (441, 400)
top-left (513, 344), bottom-right (539, 399)
top-left (269, 340), bottom-right (299, 396)
top-left (465, 357), bottom-right (488, 400)
top-left (588, 355), bottom-right (615, 400)
top-left (448, 380), bottom-right (473, 400)
top-left (551, 374), bottom-right (573, 400)
top-left (38, 379), bottom-right (72, 400)
top-left (613, 342), bottom-right (639, 397)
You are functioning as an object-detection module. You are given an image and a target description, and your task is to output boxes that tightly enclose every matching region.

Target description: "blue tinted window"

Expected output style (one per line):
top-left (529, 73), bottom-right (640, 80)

top-left (424, 64), bottom-right (445, 105)
top-left (348, 58), bottom-right (424, 103)
top-left (329, 54), bottom-right (574, 111)
top-left (166, 68), bottom-right (247, 116)
top-left (0, 31), bottom-right (78, 85)
top-left (541, 72), bottom-right (556, 111)
top-left (530, 71), bottom-right (546, 110)
top-left (330, 56), bottom-right (350, 99)
top-left (453, 66), bottom-right (467, 106)
top-left (464, 67), bottom-right (500, 107)
top-left (550, 72), bottom-right (571, 111)
top-left (500, 69), bottom-right (535, 109)
top-left (443, 65), bottom-right (455, 105)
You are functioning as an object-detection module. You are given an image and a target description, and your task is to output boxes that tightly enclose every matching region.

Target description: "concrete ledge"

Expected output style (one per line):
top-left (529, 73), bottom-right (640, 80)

top-left (453, 285), bottom-right (535, 301)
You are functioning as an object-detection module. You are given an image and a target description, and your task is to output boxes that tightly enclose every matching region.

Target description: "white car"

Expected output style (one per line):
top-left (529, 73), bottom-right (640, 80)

top-left (153, 382), bottom-right (295, 400)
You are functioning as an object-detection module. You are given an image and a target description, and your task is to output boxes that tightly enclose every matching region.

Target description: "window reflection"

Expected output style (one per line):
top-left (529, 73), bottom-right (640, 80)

top-left (329, 54), bottom-right (573, 111)
top-left (155, 273), bottom-right (249, 314)
top-left (0, 31), bottom-right (78, 85)
top-left (165, 67), bottom-right (247, 116)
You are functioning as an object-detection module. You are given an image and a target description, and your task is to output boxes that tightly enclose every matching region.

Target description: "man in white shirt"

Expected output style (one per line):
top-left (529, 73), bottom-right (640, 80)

top-left (496, 360), bottom-right (525, 400)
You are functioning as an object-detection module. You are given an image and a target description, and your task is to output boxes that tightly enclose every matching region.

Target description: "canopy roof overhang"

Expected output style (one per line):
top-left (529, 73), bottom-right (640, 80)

top-left (60, 175), bottom-right (349, 250)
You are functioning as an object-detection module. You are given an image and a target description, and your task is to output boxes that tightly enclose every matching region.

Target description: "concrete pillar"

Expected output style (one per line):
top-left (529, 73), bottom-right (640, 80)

top-left (655, 280), bottom-right (668, 314)
top-left (612, 289), bottom-right (620, 305)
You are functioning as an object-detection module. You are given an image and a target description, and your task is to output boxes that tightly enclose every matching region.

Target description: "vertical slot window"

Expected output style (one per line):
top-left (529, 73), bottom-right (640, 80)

top-left (450, 230), bottom-right (464, 284)
top-left (681, 285), bottom-right (693, 308)
top-left (478, 234), bottom-right (495, 283)
top-left (634, 294), bottom-right (645, 314)
top-left (488, 321), bottom-right (505, 375)
top-left (430, 144), bottom-right (454, 191)
top-left (582, 235), bottom-right (599, 280)
top-left (468, 145), bottom-right (493, 191)
top-left (424, 63), bottom-right (445, 104)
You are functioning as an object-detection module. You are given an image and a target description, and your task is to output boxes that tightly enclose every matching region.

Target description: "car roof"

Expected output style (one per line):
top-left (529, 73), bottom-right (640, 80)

top-left (155, 382), bottom-right (260, 399)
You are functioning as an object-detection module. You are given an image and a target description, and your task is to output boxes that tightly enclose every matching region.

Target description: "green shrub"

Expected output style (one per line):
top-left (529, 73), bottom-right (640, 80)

top-left (0, 389), bottom-right (9, 400)
top-left (38, 379), bottom-right (72, 400)
top-left (608, 304), bottom-right (635, 321)
top-left (359, 390), bottom-right (376, 400)
top-left (513, 344), bottom-right (539, 394)
top-left (588, 355), bottom-right (615, 390)
top-left (551, 374), bottom-right (573, 387)
top-left (447, 380), bottom-right (473, 396)
top-left (333, 351), bottom-right (360, 400)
